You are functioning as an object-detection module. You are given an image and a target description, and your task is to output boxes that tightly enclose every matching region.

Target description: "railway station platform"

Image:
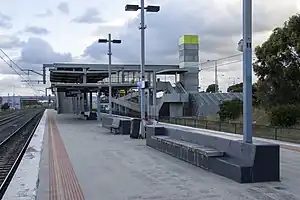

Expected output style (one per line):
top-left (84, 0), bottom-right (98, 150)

top-left (4, 109), bottom-right (300, 200)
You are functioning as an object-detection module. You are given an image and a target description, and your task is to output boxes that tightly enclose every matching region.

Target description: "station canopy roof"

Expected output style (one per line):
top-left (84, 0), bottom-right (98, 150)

top-left (47, 63), bottom-right (180, 84)
top-left (50, 70), bottom-right (110, 83)
top-left (156, 68), bottom-right (188, 75)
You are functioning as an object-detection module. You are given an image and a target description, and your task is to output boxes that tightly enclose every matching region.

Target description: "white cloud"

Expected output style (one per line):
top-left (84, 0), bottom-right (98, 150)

top-left (0, 0), bottom-right (299, 96)
top-left (35, 9), bottom-right (53, 17)
top-left (0, 74), bottom-right (43, 96)
top-left (83, 0), bottom-right (299, 64)
top-left (72, 8), bottom-right (103, 24)
top-left (0, 35), bottom-right (24, 49)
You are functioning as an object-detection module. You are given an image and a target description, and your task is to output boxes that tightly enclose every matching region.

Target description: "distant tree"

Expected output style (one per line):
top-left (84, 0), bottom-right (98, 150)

top-left (206, 84), bottom-right (219, 93)
top-left (1, 103), bottom-right (10, 111)
top-left (253, 14), bottom-right (300, 108)
top-left (227, 83), bottom-right (243, 92)
top-left (226, 82), bottom-right (260, 106)
top-left (218, 98), bottom-right (243, 121)
top-left (268, 104), bottom-right (300, 127)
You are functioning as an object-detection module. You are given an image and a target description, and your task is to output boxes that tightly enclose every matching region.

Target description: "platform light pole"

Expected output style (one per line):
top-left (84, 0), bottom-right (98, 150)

top-left (98, 34), bottom-right (121, 115)
top-left (125, 1), bottom-right (160, 138)
top-left (238, 0), bottom-right (253, 143)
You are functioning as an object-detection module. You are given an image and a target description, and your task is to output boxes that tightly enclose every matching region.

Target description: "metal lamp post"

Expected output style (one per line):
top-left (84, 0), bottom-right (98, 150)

top-left (125, 1), bottom-right (160, 138)
top-left (238, 0), bottom-right (253, 143)
top-left (98, 34), bottom-right (121, 115)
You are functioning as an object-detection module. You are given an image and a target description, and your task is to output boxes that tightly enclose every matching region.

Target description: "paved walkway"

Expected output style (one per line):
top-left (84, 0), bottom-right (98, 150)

top-left (36, 111), bottom-right (300, 200)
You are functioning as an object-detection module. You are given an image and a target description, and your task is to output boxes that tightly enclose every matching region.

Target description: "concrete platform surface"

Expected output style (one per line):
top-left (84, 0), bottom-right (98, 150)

top-left (25, 111), bottom-right (300, 199)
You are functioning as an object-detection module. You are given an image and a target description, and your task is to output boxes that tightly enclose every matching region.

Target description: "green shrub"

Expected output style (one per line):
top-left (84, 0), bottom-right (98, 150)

top-left (1, 103), bottom-right (10, 111)
top-left (218, 98), bottom-right (243, 121)
top-left (268, 104), bottom-right (300, 127)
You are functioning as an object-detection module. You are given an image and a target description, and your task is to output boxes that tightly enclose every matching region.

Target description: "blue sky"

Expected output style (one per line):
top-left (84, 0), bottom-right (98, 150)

top-left (0, 0), bottom-right (299, 95)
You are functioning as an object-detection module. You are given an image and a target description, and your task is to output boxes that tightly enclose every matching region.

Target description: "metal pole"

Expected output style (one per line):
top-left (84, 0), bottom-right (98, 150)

top-left (108, 33), bottom-right (112, 115)
top-left (243, 0), bottom-right (253, 143)
top-left (97, 90), bottom-right (101, 120)
top-left (214, 60), bottom-right (218, 93)
top-left (153, 70), bottom-right (157, 120)
top-left (83, 93), bottom-right (88, 112)
top-left (77, 94), bottom-right (80, 115)
top-left (89, 92), bottom-right (93, 112)
top-left (140, 0), bottom-right (146, 136)
top-left (147, 73), bottom-right (151, 120)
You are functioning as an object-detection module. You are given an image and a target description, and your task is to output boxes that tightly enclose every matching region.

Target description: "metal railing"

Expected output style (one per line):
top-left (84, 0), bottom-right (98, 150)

top-left (108, 110), bottom-right (141, 118)
top-left (160, 117), bottom-right (300, 143)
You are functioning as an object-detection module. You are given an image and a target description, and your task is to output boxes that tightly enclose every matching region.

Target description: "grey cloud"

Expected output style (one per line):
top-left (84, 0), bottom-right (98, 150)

top-left (35, 9), bottom-right (52, 17)
top-left (91, 25), bottom-right (123, 37)
top-left (83, 0), bottom-right (299, 64)
top-left (24, 26), bottom-right (50, 35)
top-left (57, 2), bottom-right (69, 14)
top-left (0, 12), bottom-right (12, 29)
top-left (0, 37), bottom-right (72, 76)
top-left (0, 35), bottom-right (24, 49)
top-left (0, 72), bottom-right (45, 96)
top-left (20, 37), bottom-right (72, 65)
top-left (72, 8), bottom-right (103, 24)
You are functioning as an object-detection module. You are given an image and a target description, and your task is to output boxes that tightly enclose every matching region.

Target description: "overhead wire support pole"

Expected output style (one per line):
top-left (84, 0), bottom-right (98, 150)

top-left (21, 69), bottom-right (43, 76)
top-left (242, 0), bottom-right (253, 143)
top-left (214, 60), bottom-right (218, 93)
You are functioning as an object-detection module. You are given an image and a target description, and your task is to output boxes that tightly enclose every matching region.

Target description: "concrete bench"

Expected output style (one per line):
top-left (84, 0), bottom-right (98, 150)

top-left (106, 118), bottom-right (121, 134)
top-left (80, 111), bottom-right (97, 120)
top-left (146, 125), bottom-right (280, 183)
top-left (101, 115), bottom-right (132, 135)
top-left (153, 136), bottom-right (224, 157)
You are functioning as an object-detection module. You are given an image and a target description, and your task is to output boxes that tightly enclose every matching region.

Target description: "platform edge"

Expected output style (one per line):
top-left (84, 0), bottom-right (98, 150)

top-left (3, 109), bottom-right (48, 200)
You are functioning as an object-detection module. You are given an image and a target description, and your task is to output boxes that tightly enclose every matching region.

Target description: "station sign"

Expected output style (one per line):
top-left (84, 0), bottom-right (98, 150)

top-left (137, 81), bottom-right (149, 89)
top-left (65, 91), bottom-right (80, 97)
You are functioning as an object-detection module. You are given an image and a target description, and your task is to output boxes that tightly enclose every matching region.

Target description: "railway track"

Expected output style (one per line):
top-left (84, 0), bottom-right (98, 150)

top-left (0, 109), bottom-right (44, 198)
top-left (0, 113), bottom-right (23, 126)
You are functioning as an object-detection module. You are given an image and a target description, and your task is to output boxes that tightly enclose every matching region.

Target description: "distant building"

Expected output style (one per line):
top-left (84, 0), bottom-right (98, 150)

top-left (0, 96), bottom-right (21, 109)
top-left (0, 95), bottom-right (55, 109)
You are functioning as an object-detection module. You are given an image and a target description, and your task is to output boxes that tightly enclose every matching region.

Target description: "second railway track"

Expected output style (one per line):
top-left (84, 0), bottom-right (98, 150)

top-left (0, 109), bottom-right (44, 199)
top-left (0, 113), bottom-right (23, 126)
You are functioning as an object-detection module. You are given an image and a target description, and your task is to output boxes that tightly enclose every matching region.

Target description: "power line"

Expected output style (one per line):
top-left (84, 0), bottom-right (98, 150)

top-left (200, 52), bottom-right (257, 71)
top-left (200, 53), bottom-right (244, 65)
top-left (0, 49), bottom-right (39, 94)
top-left (0, 49), bottom-right (25, 73)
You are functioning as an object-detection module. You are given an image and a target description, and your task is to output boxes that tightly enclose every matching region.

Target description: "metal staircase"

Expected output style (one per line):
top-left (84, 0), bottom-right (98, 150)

top-left (190, 93), bottom-right (243, 117)
top-left (112, 81), bottom-right (189, 117)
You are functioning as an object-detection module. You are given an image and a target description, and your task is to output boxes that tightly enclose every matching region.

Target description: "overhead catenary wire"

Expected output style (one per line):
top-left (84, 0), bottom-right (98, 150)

top-left (200, 52), bottom-right (257, 71)
top-left (200, 39), bottom-right (300, 71)
top-left (0, 49), bottom-right (39, 94)
top-left (198, 52), bottom-right (257, 91)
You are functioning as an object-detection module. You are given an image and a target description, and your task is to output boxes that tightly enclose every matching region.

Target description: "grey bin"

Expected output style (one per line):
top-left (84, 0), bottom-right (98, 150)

top-left (130, 119), bottom-right (141, 139)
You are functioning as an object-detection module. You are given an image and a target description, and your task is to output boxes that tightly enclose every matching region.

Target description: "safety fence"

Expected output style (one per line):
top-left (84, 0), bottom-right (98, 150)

top-left (160, 117), bottom-right (300, 143)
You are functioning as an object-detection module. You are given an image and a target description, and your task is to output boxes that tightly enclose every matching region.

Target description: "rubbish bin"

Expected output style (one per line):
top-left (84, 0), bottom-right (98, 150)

top-left (130, 118), bottom-right (141, 139)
